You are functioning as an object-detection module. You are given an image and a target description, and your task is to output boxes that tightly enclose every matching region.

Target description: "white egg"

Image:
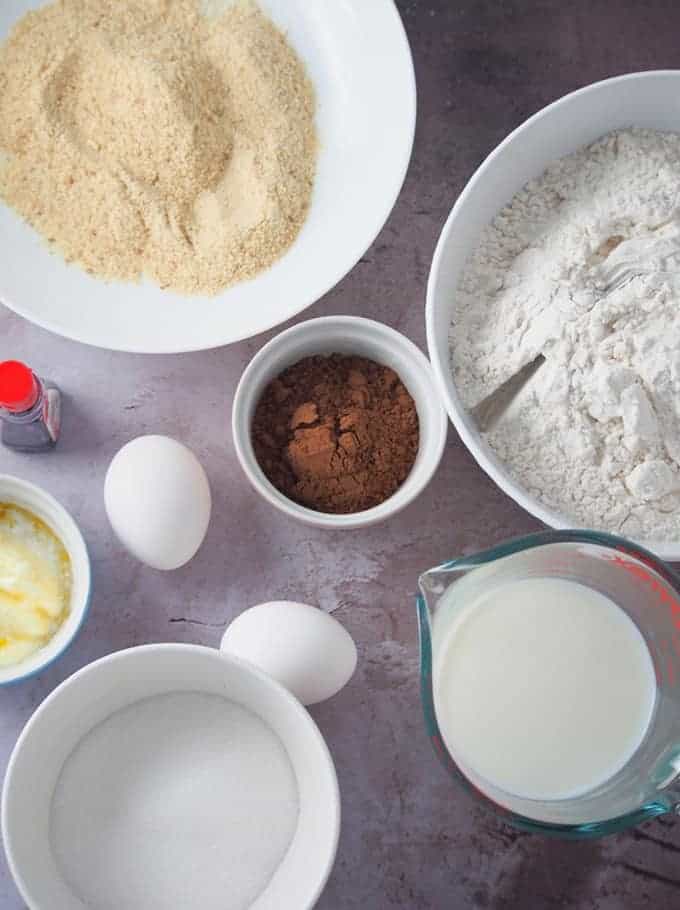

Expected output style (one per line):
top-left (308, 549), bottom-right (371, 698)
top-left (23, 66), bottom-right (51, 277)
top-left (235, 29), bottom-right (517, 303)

top-left (105, 435), bottom-right (211, 571)
top-left (221, 602), bottom-right (357, 706)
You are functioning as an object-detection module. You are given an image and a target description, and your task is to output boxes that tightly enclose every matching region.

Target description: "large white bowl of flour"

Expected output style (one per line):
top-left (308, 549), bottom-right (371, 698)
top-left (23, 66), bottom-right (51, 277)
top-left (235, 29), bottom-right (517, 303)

top-left (427, 71), bottom-right (680, 560)
top-left (0, 0), bottom-right (415, 353)
top-left (2, 645), bottom-right (340, 910)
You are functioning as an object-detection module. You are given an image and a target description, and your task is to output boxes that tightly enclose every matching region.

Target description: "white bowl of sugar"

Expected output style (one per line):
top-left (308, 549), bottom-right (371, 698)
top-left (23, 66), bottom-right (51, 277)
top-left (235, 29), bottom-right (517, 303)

top-left (2, 644), bottom-right (340, 910)
top-left (427, 70), bottom-right (680, 561)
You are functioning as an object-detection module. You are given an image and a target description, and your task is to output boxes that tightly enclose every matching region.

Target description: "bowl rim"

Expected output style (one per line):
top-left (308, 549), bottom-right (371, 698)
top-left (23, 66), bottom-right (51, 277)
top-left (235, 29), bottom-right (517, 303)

top-left (231, 314), bottom-right (449, 529)
top-left (0, 0), bottom-right (417, 354)
top-left (426, 69), bottom-right (680, 562)
top-left (1, 643), bottom-right (341, 910)
top-left (0, 474), bottom-right (91, 686)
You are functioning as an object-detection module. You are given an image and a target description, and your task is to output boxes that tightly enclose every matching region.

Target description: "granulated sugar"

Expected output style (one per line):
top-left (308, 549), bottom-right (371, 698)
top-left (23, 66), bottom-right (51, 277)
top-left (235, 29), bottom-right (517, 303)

top-left (451, 129), bottom-right (680, 541)
top-left (50, 692), bottom-right (299, 910)
top-left (0, 0), bottom-right (316, 295)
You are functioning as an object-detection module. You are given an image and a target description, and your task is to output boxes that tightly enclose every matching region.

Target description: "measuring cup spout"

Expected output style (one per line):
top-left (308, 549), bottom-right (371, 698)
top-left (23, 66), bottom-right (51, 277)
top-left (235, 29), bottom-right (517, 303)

top-left (416, 570), bottom-right (437, 666)
top-left (417, 551), bottom-right (496, 633)
top-left (418, 554), bottom-right (478, 606)
top-left (418, 565), bottom-right (456, 605)
top-left (417, 561), bottom-right (466, 651)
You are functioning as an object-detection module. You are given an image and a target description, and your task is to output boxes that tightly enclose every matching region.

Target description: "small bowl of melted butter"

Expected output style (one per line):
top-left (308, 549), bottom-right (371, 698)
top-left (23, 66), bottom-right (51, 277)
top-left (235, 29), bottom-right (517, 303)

top-left (0, 475), bottom-right (90, 685)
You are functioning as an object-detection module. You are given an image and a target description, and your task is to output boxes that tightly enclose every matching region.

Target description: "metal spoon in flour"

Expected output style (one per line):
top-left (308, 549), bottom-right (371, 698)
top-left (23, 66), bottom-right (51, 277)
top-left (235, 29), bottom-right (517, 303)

top-left (470, 355), bottom-right (545, 433)
top-left (471, 230), bottom-right (680, 433)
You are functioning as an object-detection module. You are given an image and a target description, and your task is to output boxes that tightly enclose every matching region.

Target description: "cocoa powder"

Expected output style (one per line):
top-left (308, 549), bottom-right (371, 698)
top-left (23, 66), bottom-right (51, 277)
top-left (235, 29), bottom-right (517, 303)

top-left (252, 354), bottom-right (420, 514)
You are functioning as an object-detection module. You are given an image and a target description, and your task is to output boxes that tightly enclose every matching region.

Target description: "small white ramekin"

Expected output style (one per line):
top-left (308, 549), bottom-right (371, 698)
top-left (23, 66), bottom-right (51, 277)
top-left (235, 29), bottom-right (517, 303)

top-left (0, 475), bottom-right (91, 685)
top-left (232, 316), bottom-right (448, 529)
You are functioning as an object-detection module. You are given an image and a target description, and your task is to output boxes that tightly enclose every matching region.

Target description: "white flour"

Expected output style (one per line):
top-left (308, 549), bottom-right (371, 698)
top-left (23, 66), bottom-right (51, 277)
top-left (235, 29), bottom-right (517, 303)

top-left (50, 692), bottom-right (299, 910)
top-left (451, 128), bottom-right (680, 541)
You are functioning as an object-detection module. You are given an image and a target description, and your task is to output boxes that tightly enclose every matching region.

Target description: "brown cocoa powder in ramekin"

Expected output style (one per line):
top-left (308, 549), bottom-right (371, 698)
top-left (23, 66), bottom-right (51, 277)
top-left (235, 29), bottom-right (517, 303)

top-left (252, 354), bottom-right (420, 514)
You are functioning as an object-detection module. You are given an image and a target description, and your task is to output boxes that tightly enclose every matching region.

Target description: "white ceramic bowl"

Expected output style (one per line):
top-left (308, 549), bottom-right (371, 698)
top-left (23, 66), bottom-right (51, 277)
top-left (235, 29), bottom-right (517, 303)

top-left (0, 0), bottom-right (416, 353)
top-left (426, 70), bottom-right (680, 561)
top-left (0, 475), bottom-right (91, 685)
top-left (232, 316), bottom-right (448, 529)
top-left (2, 644), bottom-right (341, 910)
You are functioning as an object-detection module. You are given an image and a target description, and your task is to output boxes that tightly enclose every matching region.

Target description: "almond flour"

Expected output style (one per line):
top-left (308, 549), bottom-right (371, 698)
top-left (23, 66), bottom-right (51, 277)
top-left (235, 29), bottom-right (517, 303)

top-left (0, 0), bottom-right (317, 296)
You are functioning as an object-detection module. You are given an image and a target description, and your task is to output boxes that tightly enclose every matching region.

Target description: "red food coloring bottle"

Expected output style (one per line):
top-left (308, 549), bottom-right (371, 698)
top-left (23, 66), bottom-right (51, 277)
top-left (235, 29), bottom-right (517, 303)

top-left (0, 361), bottom-right (61, 452)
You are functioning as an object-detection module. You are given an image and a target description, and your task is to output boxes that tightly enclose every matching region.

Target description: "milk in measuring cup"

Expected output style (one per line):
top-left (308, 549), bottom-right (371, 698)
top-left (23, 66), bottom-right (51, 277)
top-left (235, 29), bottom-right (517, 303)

top-left (433, 577), bottom-right (657, 802)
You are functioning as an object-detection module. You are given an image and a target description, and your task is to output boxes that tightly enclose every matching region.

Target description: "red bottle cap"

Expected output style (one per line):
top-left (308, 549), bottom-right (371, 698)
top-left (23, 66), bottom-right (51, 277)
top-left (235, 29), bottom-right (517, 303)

top-left (0, 361), bottom-right (40, 413)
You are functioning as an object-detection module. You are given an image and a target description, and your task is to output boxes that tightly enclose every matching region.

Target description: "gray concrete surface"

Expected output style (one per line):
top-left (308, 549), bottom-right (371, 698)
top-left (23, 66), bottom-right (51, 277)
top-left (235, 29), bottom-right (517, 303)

top-left (3, 1), bottom-right (680, 907)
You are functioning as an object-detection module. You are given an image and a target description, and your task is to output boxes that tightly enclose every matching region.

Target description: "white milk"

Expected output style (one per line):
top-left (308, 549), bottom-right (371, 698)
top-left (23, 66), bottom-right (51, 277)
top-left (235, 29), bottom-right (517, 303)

top-left (433, 577), bottom-right (657, 802)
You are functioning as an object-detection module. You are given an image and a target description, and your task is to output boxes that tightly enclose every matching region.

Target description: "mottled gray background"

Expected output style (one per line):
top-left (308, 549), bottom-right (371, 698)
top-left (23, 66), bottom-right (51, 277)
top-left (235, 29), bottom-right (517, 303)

top-left (3, 1), bottom-right (680, 907)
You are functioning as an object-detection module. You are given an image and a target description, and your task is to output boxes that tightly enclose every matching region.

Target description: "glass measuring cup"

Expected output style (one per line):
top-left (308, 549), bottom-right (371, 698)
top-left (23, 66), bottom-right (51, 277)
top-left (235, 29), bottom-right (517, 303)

top-left (417, 530), bottom-right (680, 838)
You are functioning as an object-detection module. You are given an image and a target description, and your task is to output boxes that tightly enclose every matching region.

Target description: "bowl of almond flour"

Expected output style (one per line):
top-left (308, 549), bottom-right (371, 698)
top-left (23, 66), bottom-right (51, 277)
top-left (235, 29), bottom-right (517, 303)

top-left (0, 0), bottom-right (415, 353)
top-left (427, 71), bottom-right (680, 559)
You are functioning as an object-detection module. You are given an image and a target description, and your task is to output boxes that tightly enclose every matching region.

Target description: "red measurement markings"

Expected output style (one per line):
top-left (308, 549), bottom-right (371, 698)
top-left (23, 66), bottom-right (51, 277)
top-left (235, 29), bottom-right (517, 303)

top-left (608, 553), bottom-right (680, 687)
top-left (614, 546), bottom-right (660, 572)
top-left (609, 553), bottom-right (680, 626)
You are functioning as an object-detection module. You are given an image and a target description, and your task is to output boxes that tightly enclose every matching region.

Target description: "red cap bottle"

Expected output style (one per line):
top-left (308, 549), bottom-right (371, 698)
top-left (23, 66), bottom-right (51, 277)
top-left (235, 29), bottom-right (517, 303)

top-left (0, 360), bottom-right (61, 452)
top-left (0, 361), bottom-right (40, 414)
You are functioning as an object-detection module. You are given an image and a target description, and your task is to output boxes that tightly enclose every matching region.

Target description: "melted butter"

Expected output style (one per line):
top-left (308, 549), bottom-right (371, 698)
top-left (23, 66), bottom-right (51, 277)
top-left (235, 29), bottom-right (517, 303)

top-left (0, 503), bottom-right (71, 668)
